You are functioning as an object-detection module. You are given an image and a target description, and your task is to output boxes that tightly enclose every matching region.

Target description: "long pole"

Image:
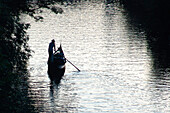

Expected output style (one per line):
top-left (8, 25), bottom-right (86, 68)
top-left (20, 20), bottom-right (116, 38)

top-left (65, 58), bottom-right (80, 72)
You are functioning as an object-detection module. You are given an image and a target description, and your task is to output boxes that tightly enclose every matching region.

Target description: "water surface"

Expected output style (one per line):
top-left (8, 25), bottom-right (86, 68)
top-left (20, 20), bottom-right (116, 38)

top-left (26, 2), bottom-right (170, 113)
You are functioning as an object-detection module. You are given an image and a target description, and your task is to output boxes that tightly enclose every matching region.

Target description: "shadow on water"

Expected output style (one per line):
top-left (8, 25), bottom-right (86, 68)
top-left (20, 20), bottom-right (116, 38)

top-left (49, 83), bottom-right (67, 112)
top-left (147, 35), bottom-right (170, 69)
top-left (117, 1), bottom-right (170, 102)
top-left (48, 72), bottom-right (80, 113)
top-left (105, 0), bottom-right (170, 97)
top-left (103, 2), bottom-right (170, 112)
top-left (104, 1), bottom-right (170, 70)
top-left (50, 81), bottom-right (60, 98)
top-left (119, 0), bottom-right (170, 70)
top-left (0, 72), bottom-right (38, 112)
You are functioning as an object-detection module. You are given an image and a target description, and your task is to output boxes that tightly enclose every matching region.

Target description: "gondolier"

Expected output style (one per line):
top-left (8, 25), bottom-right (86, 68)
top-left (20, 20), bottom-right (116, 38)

top-left (48, 39), bottom-right (56, 62)
top-left (47, 43), bottom-right (80, 84)
top-left (48, 44), bottom-right (66, 84)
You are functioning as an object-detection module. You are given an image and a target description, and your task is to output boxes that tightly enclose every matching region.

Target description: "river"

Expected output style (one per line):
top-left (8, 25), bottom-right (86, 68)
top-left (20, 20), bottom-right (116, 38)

top-left (26, 1), bottom-right (169, 113)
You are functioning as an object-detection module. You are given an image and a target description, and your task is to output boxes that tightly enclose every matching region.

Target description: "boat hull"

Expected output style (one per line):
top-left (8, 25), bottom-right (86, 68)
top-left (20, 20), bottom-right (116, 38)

top-left (48, 62), bottom-right (65, 84)
top-left (48, 44), bottom-right (66, 84)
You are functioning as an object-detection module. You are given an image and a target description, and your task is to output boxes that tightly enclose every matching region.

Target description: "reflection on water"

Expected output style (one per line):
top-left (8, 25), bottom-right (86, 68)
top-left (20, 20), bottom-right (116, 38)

top-left (26, 1), bottom-right (169, 112)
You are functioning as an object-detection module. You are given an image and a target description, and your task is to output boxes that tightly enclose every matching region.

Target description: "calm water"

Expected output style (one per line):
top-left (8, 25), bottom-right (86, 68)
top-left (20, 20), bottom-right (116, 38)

top-left (26, 2), bottom-right (169, 113)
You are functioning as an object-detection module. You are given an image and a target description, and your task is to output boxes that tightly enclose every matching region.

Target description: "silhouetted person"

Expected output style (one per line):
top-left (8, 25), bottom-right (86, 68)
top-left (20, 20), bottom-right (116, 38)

top-left (48, 39), bottom-right (56, 62)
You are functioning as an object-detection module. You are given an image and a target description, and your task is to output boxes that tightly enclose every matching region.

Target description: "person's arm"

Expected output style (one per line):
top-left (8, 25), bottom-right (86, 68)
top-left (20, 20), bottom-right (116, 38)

top-left (54, 43), bottom-right (56, 51)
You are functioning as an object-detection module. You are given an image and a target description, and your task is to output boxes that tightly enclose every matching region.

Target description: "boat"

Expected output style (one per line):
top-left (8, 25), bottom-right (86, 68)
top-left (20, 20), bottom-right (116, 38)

top-left (48, 44), bottom-right (66, 84)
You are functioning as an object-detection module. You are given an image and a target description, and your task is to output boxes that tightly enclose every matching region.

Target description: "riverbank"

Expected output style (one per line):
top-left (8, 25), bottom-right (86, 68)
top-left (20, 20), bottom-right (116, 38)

top-left (0, 0), bottom-right (63, 112)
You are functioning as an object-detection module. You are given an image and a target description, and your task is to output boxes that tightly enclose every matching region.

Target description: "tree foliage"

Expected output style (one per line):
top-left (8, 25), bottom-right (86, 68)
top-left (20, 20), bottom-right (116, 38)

top-left (0, 0), bottom-right (64, 112)
top-left (0, 0), bottom-right (30, 76)
top-left (0, 0), bottom-right (63, 76)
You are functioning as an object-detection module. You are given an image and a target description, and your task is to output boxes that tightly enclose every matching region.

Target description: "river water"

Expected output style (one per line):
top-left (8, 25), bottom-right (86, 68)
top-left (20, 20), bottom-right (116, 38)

top-left (26, 1), bottom-right (169, 113)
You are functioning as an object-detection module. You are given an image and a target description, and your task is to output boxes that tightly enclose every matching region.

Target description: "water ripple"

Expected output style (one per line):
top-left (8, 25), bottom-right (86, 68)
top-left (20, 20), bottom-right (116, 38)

top-left (26, 2), bottom-right (170, 113)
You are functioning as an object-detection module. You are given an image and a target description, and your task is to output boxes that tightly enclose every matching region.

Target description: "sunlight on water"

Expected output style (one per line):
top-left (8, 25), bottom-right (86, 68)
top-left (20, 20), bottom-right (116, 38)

top-left (26, 1), bottom-right (170, 113)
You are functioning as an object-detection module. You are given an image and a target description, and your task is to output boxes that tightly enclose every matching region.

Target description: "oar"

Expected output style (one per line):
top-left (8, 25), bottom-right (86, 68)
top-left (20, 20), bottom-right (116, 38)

top-left (65, 58), bottom-right (80, 72)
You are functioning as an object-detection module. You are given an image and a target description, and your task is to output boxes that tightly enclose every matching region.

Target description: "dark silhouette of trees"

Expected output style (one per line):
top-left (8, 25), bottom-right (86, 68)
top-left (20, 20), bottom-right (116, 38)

top-left (0, 0), bottom-right (64, 76)
top-left (0, 0), bottom-right (63, 112)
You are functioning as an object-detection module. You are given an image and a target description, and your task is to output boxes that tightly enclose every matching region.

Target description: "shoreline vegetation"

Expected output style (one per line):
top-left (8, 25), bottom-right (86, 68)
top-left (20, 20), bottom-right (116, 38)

top-left (0, 0), bottom-right (63, 112)
top-left (0, 0), bottom-right (64, 76)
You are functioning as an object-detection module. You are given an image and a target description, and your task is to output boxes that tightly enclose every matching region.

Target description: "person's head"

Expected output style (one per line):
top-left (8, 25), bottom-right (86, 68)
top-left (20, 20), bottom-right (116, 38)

top-left (52, 39), bottom-right (55, 43)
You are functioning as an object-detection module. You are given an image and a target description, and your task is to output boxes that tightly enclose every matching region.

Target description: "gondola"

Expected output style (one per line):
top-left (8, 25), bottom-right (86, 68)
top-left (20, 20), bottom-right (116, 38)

top-left (48, 45), bottom-right (66, 84)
